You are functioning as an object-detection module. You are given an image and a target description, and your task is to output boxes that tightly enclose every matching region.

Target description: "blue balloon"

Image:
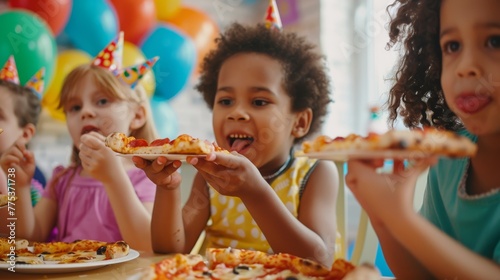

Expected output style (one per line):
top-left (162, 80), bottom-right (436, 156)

top-left (150, 97), bottom-right (179, 139)
top-left (63, 0), bottom-right (118, 56)
top-left (140, 24), bottom-right (196, 101)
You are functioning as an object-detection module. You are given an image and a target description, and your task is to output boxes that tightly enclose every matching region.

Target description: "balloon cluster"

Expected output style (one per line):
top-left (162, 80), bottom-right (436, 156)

top-left (1, 0), bottom-right (220, 138)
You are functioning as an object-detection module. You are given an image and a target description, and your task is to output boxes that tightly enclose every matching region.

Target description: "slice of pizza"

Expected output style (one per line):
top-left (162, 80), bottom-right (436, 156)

top-left (41, 251), bottom-right (107, 264)
top-left (206, 247), bottom-right (347, 278)
top-left (0, 238), bottom-right (43, 264)
top-left (144, 253), bottom-right (208, 279)
top-left (105, 132), bottom-right (171, 154)
top-left (0, 237), bottom-right (29, 255)
top-left (300, 127), bottom-right (477, 158)
top-left (0, 239), bottom-right (131, 265)
top-left (105, 132), bottom-right (225, 155)
top-left (103, 241), bottom-right (130, 259)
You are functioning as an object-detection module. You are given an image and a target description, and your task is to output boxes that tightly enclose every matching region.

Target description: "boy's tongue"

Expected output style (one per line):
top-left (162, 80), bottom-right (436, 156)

top-left (230, 139), bottom-right (252, 152)
top-left (456, 94), bottom-right (491, 114)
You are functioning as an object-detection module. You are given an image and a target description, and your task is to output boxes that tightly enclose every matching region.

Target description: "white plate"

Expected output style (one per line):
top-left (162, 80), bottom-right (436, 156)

top-left (116, 153), bottom-right (207, 161)
top-left (0, 249), bottom-right (140, 274)
top-left (297, 150), bottom-right (431, 161)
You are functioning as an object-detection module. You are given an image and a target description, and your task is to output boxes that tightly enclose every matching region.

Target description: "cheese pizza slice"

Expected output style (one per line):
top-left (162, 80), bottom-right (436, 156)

top-left (105, 133), bottom-right (221, 155)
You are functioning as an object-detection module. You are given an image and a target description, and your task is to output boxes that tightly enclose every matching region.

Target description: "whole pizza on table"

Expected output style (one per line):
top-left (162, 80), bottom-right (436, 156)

top-left (105, 133), bottom-right (228, 156)
top-left (297, 127), bottom-right (477, 160)
top-left (142, 247), bottom-right (360, 280)
top-left (0, 238), bottom-right (129, 264)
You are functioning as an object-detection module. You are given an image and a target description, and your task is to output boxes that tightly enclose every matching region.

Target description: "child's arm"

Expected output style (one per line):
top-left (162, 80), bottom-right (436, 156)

top-left (346, 159), bottom-right (500, 279)
top-left (0, 169), bottom-right (7, 194)
top-left (134, 155), bottom-right (210, 254)
top-left (0, 139), bottom-right (57, 241)
top-left (79, 133), bottom-right (154, 251)
top-left (189, 152), bottom-right (339, 267)
top-left (369, 216), bottom-right (434, 278)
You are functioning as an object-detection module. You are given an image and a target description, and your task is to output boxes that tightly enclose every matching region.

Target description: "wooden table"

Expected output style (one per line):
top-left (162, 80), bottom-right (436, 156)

top-left (0, 251), bottom-right (165, 279)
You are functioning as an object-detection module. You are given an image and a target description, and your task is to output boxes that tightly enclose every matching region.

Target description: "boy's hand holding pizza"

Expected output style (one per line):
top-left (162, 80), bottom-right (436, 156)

top-left (188, 151), bottom-right (267, 197)
top-left (133, 156), bottom-right (183, 191)
top-left (106, 133), bottom-right (229, 191)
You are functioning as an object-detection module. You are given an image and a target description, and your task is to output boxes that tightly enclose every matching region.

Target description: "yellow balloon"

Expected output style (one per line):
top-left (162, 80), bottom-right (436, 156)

top-left (122, 41), bottom-right (156, 97)
top-left (42, 50), bottom-right (91, 122)
top-left (154, 0), bottom-right (182, 21)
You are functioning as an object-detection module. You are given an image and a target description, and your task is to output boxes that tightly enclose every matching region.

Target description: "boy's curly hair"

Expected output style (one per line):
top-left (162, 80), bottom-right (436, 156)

top-left (386, 0), bottom-right (462, 131)
top-left (195, 23), bottom-right (332, 143)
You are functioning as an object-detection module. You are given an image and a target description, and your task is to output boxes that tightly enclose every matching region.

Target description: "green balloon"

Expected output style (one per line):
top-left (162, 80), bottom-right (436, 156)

top-left (0, 10), bottom-right (57, 94)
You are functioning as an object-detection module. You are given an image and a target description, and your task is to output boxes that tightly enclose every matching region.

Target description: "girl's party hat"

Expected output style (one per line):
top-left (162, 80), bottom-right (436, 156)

top-left (117, 57), bottom-right (159, 89)
top-left (0, 55), bottom-right (45, 97)
top-left (92, 32), bottom-right (158, 88)
top-left (93, 32), bottom-right (124, 74)
top-left (264, 0), bottom-right (282, 31)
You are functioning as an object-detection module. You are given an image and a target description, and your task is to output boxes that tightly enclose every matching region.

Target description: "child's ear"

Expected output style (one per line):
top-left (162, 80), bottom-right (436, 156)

top-left (292, 108), bottom-right (312, 138)
top-left (20, 124), bottom-right (36, 142)
top-left (129, 105), bottom-right (147, 131)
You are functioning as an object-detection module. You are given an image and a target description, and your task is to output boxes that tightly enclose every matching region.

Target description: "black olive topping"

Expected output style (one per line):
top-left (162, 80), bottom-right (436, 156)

top-left (285, 277), bottom-right (298, 280)
top-left (232, 265), bottom-right (250, 274)
top-left (96, 246), bottom-right (107, 255)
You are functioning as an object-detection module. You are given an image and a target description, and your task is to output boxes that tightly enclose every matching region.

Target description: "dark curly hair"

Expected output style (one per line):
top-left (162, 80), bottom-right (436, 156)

top-left (0, 79), bottom-right (41, 128)
top-left (386, 0), bottom-right (462, 131)
top-left (195, 23), bottom-right (332, 143)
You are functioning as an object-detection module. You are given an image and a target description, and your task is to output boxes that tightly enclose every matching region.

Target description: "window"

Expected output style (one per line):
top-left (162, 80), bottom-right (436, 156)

top-left (320, 0), bottom-right (399, 137)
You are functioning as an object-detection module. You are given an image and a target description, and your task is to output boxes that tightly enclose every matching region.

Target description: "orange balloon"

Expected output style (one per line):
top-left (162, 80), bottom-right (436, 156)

top-left (164, 7), bottom-right (219, 75)
top-left (109, 0), bottom-right (157, 44)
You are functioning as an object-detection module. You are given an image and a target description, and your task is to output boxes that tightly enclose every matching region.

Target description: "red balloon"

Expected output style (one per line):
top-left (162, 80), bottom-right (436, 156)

top-left (109, 0), bottom-right (156, 44)
top-left (8, 0), bottom-right (72, 36)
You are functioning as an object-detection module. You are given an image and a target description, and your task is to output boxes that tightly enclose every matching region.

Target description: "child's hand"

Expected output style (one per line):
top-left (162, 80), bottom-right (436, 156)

top-left (0, 138), bottom-right (36, 188)
top-left (188, 152), bottom-right (265, 197)
top-left (79, 132), bottom-right (123, 182)
top-left (132, 156), bottom-right (182, 190)
top-left (345, 157), bottom-right (437, 226)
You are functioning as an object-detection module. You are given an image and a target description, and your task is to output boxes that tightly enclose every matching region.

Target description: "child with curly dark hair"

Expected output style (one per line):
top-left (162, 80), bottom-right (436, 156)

top-left (345, 0), bottom-right (500, 279)
top-left (134, 22), bottom-right (341, 267)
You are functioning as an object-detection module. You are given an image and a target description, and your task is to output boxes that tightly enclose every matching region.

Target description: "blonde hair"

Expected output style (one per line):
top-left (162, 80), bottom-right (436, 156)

top-left (59, 64), bottom-right (158, 165)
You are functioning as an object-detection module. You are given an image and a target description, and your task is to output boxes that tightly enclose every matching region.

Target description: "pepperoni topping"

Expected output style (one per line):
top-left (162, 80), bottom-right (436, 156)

top-left (128, 139), bottom-right (149, 147)
top-left (150, 138), bottom-right (170, 146)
